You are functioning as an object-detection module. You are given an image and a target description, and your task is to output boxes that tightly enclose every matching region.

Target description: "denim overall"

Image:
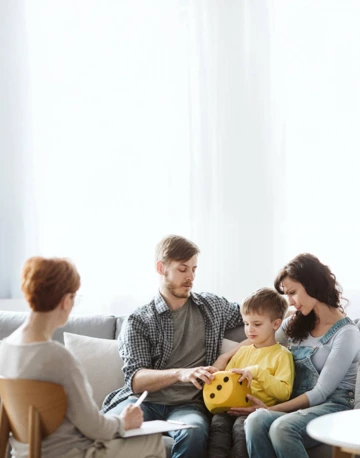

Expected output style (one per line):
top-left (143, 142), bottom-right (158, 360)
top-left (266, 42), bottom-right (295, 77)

top-left (245, 317), bottom-right (356, 458)
top-left (290, 316), bottom-right (355, 408)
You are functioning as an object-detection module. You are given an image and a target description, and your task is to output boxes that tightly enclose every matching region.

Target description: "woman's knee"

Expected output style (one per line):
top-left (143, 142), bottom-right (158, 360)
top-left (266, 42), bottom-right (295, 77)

top-left (245, 409), bottom-right (271, 435)
top-left (269, 414), bottom-right (300, 445)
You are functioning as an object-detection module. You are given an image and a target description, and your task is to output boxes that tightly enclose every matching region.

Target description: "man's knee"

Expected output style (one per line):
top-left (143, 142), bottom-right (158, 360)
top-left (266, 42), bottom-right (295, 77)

top-left (104, 398), bottom-right (136, 416)
top-left (178, 425), bottom-right (209, 446)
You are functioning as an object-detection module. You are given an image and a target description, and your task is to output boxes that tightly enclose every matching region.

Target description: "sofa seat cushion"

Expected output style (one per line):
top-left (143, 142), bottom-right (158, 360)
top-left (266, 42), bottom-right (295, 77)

top-left (64, 333), bottom-right (124, 408)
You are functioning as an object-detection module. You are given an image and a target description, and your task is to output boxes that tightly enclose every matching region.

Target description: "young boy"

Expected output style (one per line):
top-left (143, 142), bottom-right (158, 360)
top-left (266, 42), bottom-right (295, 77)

top-left (208, 287), bottom-right (295, 458)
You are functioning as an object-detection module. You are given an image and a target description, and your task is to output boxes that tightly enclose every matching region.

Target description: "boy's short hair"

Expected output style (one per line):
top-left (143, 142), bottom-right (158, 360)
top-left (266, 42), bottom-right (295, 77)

top-left (240, 287), bottom-right (288, 321)
top-left (155, 235), bottom-right (200, 264)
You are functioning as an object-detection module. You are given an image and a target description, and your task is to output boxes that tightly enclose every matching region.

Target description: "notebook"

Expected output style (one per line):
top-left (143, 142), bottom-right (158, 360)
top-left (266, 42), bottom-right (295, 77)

top-left (122, 420), bottom-right (197, 438)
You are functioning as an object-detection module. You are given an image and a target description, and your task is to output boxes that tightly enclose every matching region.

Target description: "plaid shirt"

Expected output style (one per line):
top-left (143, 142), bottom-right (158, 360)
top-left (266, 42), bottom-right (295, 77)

top-left (101, 291), bottom-right (243, 413)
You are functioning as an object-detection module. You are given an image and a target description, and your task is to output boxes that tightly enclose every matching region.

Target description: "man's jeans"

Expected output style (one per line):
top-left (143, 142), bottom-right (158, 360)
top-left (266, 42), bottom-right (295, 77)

top-left (106, 398), bottom-right (210, 458)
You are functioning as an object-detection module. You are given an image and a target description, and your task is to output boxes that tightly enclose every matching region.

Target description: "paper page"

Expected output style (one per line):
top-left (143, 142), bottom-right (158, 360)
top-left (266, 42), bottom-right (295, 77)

top-left (122, 420), bottom-right (197, 438)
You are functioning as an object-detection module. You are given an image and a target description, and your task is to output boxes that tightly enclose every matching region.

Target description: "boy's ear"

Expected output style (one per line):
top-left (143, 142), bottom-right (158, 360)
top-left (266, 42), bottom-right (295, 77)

top-left (273, 318), bottom-right (282, 331)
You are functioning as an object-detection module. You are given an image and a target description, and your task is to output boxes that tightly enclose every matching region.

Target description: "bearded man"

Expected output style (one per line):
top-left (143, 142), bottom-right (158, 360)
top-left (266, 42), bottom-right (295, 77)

top-left (102, 235), bottom-right (244, 458)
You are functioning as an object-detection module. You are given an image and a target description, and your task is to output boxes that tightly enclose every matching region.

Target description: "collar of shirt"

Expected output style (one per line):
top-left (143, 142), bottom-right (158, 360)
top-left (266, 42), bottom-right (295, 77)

top-left (154, 291), bottom-right (202, 315)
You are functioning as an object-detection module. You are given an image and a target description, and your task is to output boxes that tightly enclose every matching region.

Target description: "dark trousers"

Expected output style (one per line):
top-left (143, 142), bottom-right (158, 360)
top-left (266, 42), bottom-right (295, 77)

top-left (208, 413), bottom-right (248, 458)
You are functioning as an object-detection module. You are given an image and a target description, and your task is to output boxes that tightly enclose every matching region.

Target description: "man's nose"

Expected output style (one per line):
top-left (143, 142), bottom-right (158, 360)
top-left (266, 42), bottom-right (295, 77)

top-left (187, 271), bottom-right (195, 281)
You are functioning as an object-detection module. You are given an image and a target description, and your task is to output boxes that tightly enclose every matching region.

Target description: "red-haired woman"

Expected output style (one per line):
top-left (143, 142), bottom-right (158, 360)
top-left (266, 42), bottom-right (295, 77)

top-left (0, 257), bottom-right (165, 458)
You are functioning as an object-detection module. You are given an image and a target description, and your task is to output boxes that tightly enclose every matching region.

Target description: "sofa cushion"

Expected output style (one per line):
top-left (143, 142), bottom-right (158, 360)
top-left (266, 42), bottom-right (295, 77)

top-left (0, 311), bottom-right (27, 340)
top-left (221, 338), bottom-right (239, 354)
top-left (224, 325), bottom-right (246, 342)
top-left (55, 315), bottom-right (117, 343)
top-left (64, 333), bottom-right (124, 408)
top-left (115, 315), bottom-right (127, 339)
top-left (0, 311), bottom-right (117, 343)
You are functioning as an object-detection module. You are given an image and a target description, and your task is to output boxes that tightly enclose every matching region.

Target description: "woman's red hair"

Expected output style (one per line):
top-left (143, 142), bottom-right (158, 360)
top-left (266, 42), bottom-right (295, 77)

top-left (21, 257), bottom-right (80, 312)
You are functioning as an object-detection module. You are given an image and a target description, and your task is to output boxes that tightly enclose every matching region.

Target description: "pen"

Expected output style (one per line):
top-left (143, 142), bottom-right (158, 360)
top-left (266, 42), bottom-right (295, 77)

top-left (167, 420), bottom-right (187, 425)
top-left (134, 390), bottom-right (148, 407)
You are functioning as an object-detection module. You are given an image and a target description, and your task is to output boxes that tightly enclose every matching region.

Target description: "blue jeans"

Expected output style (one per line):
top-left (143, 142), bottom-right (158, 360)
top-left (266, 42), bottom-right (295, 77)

top-left (244, 393), bottom-right (353, 458)
top-left (244, 317), bottom-right (356, 458)
top-left (106, 398), bottom-right (210, 458)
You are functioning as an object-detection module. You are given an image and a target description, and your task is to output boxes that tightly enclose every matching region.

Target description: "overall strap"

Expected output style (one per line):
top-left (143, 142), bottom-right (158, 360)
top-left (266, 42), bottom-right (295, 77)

top-left (319, 317), bottom-right (354, 345)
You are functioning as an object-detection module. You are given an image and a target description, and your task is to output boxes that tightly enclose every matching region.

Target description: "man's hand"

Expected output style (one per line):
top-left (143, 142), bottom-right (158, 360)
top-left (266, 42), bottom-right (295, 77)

top-left (177, 366), bottom-right (218, 390)
top-left (120, 404), bottom-right (143, 430)
top-left (230, 368), bottom-right (253, 387)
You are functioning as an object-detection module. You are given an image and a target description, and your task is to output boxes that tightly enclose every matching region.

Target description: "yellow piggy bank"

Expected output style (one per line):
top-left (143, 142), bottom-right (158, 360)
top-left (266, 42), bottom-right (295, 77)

top-left (203, 370), bottom-right (251, 414)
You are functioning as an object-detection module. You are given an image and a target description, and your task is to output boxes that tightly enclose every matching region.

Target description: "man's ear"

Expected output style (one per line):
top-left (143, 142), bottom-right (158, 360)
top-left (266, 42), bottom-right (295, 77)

top-left (273, 318), bottom-right (282, 331)
top-left (156, 260), bottom-right (164, 275)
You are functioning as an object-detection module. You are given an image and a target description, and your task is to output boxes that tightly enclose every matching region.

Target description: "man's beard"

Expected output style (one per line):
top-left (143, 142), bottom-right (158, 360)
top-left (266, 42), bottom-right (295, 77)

top-left (164, 275), bottom-right (192, 299)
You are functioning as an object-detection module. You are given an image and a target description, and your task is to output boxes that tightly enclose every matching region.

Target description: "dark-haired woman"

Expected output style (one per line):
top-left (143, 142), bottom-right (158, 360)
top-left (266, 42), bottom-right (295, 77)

top-left (243, 253), bottom-right (360, 458)
top-left (0, 257), bottom-right (165, 458)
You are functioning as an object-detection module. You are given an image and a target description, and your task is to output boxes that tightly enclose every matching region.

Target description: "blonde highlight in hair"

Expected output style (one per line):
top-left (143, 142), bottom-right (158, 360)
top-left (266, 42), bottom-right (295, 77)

top-left (21, 257), bottom-right (80, 312)
top-left (241, 287), bottom-right (288, 321)
top-left (155, 235), bottom-right (200, 264)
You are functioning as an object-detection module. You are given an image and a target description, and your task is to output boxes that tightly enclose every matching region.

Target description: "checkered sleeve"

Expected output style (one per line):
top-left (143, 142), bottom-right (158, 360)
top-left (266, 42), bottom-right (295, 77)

top-left (204, 293), bottom-right (243, 330)
top-left (119, 314), bottom-right (153, 392)
top-left (221, 297), bottom-right (244, 329)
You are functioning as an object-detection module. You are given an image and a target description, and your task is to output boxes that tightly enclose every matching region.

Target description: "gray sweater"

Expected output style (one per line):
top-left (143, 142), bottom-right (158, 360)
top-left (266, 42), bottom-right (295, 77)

top-left (0, 340), bottom-right (125, 458)
top-left (276, 317), bottom-right (360, 406)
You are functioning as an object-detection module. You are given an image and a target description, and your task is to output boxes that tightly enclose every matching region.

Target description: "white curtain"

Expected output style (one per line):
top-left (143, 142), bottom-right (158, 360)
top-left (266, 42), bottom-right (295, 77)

top-left (270, 0), bottom-right (360, 316)
top-left (0, 0), bottom-right (37, 299)
top-left (187, 0), bottom-right (278, 300)
top-left (1, 0), bottom-right (360, 317)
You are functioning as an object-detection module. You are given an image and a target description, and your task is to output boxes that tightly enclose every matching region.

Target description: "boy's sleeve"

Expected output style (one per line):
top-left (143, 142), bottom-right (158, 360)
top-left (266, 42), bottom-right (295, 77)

top-left (225, 347), bottom-right (246, 371)
top-left (246, 350), bottom-right (295, 402)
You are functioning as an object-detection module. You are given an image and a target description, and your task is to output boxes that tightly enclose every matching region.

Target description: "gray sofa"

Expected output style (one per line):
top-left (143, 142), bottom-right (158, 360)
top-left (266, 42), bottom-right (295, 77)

top-left (0, 310), bottom-right (358, 458)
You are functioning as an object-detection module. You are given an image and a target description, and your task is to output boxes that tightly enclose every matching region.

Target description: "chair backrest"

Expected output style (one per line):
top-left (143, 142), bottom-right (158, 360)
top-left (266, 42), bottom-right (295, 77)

top-left (0, 379), bottom-right (67, 458)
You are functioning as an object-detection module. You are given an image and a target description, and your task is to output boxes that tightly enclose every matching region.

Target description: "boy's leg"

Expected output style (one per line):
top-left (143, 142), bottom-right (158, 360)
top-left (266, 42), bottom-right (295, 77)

top-left (232, 415), bottom-right (248, 458)
top-left (166, 403), bottom-right (210, 458)
top-left (208, 413), bottom-right (235, 458)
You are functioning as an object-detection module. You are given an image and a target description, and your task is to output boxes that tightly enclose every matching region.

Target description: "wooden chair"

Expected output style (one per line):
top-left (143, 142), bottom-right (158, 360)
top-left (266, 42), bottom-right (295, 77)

top-left (0, 379), bottom-right (67, 458)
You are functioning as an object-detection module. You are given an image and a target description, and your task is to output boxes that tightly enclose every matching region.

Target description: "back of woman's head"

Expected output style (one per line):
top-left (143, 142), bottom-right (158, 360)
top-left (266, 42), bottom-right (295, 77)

top-left (274, 253), bottom-right (344, 341)
top-left (21, 257), bottom-right (80, 312)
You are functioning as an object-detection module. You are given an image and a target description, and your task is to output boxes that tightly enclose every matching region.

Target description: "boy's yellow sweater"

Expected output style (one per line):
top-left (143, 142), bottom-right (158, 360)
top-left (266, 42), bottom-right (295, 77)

top-left (226, 343), bottom-right (295, 406)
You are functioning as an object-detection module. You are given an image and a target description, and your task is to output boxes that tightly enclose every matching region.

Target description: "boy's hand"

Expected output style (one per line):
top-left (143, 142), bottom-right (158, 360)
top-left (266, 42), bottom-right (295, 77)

top-left (230, 368), bottom-right (253, 387)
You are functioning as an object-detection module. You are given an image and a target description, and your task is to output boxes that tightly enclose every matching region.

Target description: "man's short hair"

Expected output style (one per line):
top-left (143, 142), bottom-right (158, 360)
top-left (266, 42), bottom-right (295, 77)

top-left (240, 287), bottom-right (288, 321)
top-left (155, 235), bottom-right (200, 264)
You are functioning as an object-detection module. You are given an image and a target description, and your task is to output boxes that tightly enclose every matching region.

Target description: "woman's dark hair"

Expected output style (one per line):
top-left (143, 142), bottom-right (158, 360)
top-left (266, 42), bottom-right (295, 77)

top-left (274, 253), bottom-right (345, 341)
